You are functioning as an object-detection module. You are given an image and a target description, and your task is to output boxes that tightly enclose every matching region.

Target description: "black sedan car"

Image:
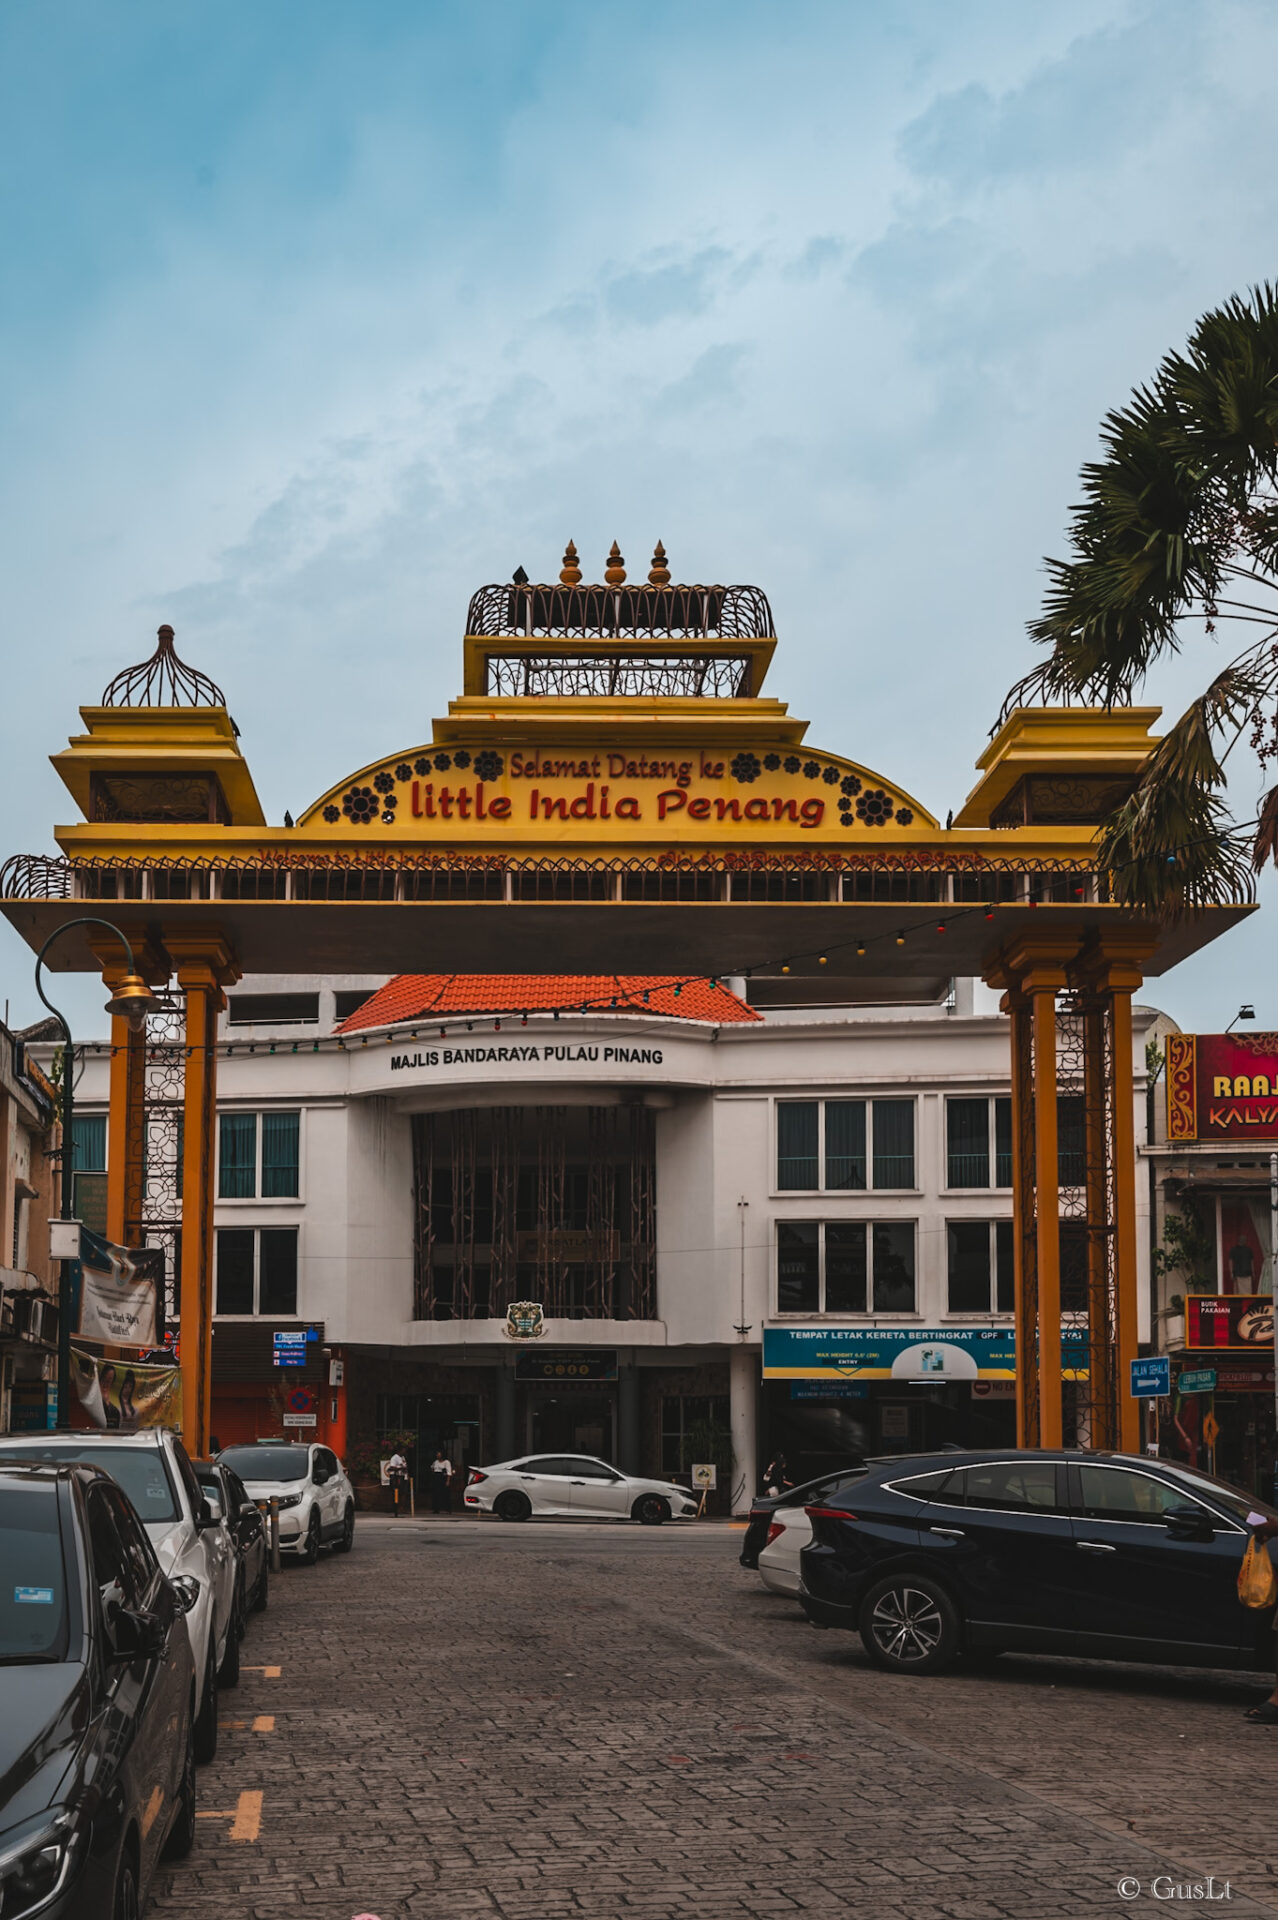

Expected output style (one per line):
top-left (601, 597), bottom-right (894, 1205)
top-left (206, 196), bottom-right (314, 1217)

top-left (0, 1462), bottom-right (197, 1919)
top-left (800, 1449), bottom-right (1278, 1676)
top-left (739, 1465), bottom-right (865, 1569)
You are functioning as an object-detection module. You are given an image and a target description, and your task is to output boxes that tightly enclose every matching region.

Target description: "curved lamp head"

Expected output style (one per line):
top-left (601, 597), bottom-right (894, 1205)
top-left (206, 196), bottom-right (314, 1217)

top-left (104, 972), bottom-right (157, 1033)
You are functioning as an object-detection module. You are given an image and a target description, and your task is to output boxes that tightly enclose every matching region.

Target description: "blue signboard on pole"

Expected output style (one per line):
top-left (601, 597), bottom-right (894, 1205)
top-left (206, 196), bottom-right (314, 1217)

top-left (1130, 1356), bottom-right (1171, 1398)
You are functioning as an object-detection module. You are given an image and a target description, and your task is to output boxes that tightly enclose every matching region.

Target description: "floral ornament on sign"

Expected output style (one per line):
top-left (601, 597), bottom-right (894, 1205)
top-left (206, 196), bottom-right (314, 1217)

top-left (414, 757), bottom-right (432, 776)
top-left (473, 750), bottom-right (504, 782)
top-left (840, 773), bottom-right (862, 796)
top-left (394, 762), bottom-right (413, 783)
top-left (342, 786), bottom-right (380, 824)
top-left (382, 811), bottom-right (396, 824)
top-left (322, 805), bottom-right (340, 823)
top-left (373, 771), bottom-right (395, 794)
top-left (896, 808), bottom-right (914, 826)
top-left (802, 760), bottom-right (820, 779)
top-left (783, 755), bottom-right (801, 774)
top-left (763, 753), bottom-right (781, 771)
top-left (434, 752), bottom-right (451, 771)
top-left (855, 788), bottom-right (895, 826)
top-left (453, 749), bottom-right (471, 769)
top-left (822, 765), bottom-right (840, 785)
top-left (730, 752), bottom-right (762, 784)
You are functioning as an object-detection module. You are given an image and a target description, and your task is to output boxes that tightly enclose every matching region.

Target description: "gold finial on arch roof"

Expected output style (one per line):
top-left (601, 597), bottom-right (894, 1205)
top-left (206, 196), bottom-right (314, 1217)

top-left (604, 540), bottom-right (626, 586)
top-left (559, 539), bottom-right (582, 587)
top-left (648, 540), bottom-right (670, 587)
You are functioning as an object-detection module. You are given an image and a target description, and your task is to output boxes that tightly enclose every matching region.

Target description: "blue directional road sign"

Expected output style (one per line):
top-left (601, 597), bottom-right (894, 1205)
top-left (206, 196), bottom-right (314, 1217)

top-left (1130, 1355), bottom-right (1171, 1399)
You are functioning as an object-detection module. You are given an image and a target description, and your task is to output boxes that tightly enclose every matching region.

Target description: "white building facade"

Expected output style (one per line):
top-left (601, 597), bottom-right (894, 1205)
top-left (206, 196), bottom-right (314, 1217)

top-left (65, 972), bottom-right (1162, 1506)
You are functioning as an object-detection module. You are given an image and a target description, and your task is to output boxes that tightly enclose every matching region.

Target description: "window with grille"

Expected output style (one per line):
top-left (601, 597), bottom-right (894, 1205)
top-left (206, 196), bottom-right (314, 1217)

top-left (777, 1100), bottom-right (914, 1192)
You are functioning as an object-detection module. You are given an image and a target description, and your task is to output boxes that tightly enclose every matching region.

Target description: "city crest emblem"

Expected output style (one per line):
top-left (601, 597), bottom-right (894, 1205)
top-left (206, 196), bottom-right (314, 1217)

top-left (504, 1300), bottom-right (545, 1341)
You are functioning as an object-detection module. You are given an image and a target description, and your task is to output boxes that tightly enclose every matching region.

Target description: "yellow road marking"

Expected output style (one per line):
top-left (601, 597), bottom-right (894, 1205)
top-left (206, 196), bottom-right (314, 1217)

top-left (220, 1715), bottom-right (275, 1731)
top-left (241, 1664), bottom-right (281, 1677)
top-left (197, 1791), bottom-right (263, 1842)
top-left (253, 1714), bottom-right (275, 1731)
top-left (140, 1785), bottom-right (165, 1838)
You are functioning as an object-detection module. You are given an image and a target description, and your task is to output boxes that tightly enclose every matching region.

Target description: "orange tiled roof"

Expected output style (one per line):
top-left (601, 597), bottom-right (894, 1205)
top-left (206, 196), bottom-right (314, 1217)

top-left (336, 974), bottom-right (760, 1032)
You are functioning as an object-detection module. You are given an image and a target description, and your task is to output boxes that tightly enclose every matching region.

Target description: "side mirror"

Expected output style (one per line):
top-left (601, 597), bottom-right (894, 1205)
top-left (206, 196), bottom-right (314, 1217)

top-left (240, 1500), bottom-right (261, 1520)
top-left (195, 1497), bottom-right (214, 1531)
top-left (170, 1575), bottom-right (200, 1615)
top-left (110, 1608), bottom-right (166, 1661)
top-left (312, 1467), bottom-right (329, 1486)
top-left (1165, 1503), bottom-right (1213, 1537)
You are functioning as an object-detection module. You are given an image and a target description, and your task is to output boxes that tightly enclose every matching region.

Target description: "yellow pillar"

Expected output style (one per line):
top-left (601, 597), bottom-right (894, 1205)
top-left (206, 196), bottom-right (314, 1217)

top-left (1105, 958), bottom-right (1146, 1455)
top-left (91, 937), bottom-right (166, 1248)
top-left (166, 933), bottom-right (238, 1457)
top-left (1081, 993), bottom-right (1115, 1449)
top-left (1004, 987), bottom-right (1039, 1449)
top-left (1028, 972), bottom-right (1065, 1449)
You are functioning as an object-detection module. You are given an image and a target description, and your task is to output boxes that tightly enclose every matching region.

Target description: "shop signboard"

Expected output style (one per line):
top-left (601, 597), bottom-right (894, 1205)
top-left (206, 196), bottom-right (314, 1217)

top-left (762, 1325), bottom-right (1088, 1381)
top-left (1167, 1033), bottom-right (1278, 1141)
top-left (514, 1350), bottom-right (618, 1383)
top-left (1214, 1362), bottom-right (1275, 1392)
top-left (1177, 1368), bottom-right (1217, 1395)
top-left (790, 1380), bottom-right (869, 1400)
top-left (1184, 1294), bottom-right (1274, 1352)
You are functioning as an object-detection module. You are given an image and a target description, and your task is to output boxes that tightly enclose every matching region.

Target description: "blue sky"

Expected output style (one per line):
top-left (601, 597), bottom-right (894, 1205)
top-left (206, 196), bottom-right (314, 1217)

top-left (3, 0), bottom-right (1277, 1033)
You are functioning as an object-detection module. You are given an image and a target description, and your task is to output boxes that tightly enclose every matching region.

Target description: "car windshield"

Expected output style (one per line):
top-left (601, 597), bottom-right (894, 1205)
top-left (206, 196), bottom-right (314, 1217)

top-left (1155, 1462), bottom-right (1278, 1525)
top-left (0, 1443), bottom-right (178, 1523)
top-left (779, 1468), bottom-right (866, 1509)
top-left (0, 1483), bottom-right (69, 1663)
top-left (220, 1446), bottom-right (309, 1484)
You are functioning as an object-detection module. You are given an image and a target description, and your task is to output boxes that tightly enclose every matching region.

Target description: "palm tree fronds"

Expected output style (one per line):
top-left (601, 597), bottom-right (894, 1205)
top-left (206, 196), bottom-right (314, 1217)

top-left (1253, 786), bottom-right (1278, 873)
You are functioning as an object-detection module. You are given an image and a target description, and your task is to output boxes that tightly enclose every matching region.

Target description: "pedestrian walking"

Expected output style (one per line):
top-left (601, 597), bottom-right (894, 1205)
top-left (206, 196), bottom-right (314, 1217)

top-left (1242, 1513), bottom-right (1278, 1725)
top-left (430, 1448), bottom-right (453, 1513)
top-left (763, 1451), bottom-right (792, 1497)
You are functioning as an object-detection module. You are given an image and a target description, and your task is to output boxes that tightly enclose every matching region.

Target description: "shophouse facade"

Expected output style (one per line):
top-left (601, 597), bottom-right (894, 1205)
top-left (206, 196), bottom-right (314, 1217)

top-left (0, 1020), bottom-right (61, 1431)
top-left (62, 968), bottom-right (1162, 1503)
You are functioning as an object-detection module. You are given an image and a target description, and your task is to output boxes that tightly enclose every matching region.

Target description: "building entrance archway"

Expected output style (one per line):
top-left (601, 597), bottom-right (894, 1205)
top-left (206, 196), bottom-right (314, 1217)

top-left (2, 543), bottom-right (1252, 1459)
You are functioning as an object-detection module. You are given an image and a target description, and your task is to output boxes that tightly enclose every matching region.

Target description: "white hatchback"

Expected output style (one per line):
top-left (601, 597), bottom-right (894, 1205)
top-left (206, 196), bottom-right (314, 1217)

top-left (466, 1453), bottom-right (699, 1524)
top-left (218, 1441), bottom-right (356, 1561)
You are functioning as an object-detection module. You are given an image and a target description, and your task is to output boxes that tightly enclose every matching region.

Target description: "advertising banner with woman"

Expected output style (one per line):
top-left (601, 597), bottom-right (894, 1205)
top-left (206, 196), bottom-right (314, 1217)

top-left (71, 1347), bottom-right (182, 1430)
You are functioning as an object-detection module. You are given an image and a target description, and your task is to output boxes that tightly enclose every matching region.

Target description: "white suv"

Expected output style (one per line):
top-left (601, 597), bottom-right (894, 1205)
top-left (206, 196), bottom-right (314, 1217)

top-left (0, 1428), bottom-right (237, 1762)
top-left (218, 1441), bottom-right (355, 1561)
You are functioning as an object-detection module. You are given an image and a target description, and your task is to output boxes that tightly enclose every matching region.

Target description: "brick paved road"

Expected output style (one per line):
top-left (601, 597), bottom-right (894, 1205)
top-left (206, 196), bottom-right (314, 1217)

top-left (150, 1519), bottom-right (1278, 1920)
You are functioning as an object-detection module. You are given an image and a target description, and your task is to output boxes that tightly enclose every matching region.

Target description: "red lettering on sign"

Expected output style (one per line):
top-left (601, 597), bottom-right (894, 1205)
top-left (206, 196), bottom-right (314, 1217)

top-left (657, 790), bottom-right (686, 819)
top-left (615, 796), bottom-right (641, 819)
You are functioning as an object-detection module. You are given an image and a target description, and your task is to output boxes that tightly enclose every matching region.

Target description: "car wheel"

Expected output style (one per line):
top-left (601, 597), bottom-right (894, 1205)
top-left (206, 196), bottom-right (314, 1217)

top-left (112, 1844), bottom-right (140, 1920)
top-left (302, 1511), bottom-right (321, 1565)
top-left (858, 1574), bottom-right (959, 1675)
top-left (633, 1494), bottom-right (670, 1526)
top-left (218, 1609), bottom-right (240, 1689)
top-left (334, 1502), bottom-right (355, 1552)
top-left (162, 1709), bottom-right (197, 1860)
top-left (494, 1490), bottom-right (531, 1522)
top-left (252, 1562), bottom-right (269, 1612)
top-left (193, 1648), bottom-right (219, 1763)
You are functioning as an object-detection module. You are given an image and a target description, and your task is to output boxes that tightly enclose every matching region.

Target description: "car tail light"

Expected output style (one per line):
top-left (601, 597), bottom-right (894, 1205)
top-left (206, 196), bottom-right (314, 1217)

top-left (467, 1469), bottom-right (488, 1485)
top-left (765, 1522), bottom-right (785, 1546)
top-left (805, 1505), bottom-right (857, 1522)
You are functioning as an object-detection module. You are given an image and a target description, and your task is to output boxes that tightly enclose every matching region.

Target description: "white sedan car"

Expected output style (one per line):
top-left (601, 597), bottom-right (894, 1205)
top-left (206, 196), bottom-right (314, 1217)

top-left (757, 1504), bottom-right (813, 1596)
top-left (465, 1453), bottom-right (699, 1524)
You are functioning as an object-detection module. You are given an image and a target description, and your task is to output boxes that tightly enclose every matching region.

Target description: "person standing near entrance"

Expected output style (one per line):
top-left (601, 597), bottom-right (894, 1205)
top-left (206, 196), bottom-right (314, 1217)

top-left (430, 1449), bottom-right (453, 1513)
top-left (386, 1448), bottom-right (409, 1514)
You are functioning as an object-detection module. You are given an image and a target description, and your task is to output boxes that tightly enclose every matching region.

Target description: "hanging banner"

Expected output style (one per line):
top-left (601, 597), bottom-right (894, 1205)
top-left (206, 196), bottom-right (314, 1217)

top-left (75, 1232), bottom-right (159, 1347)
top-left (71, 1347), bottom-right (182, 1431)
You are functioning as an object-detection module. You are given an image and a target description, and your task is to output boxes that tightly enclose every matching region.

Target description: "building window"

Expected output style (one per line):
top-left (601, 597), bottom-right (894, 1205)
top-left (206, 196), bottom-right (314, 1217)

top-left (776, 1220), bottom-right (916, 1314)
top-left (71, 1115), bottom-right (107, 1174)
top-left (660, 1395), bottom-right (730, 1476)
top-left (945, 1097), bottom-right (1013, 1189)
top-left (777, 1100), bottom-right (914, 1192)
top-left (217, 1111), bottom-right (299, 1199)
top-left (215, 1226), bottom-right (298, 1315)
top-left (1057, 1096), bottom-right (1086, 1188)
top-left (947, 1220), bottom-right (1015, 1312)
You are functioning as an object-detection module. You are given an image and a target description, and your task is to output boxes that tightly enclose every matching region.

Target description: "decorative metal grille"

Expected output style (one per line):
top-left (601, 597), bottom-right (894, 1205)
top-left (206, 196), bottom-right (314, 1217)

top-left (484, 654), bottom-right (753, 697)
top-left (412, 1105), bottom-right (657, 1321)
top-left (139, 998), bottom-right (185, 1335)
top-left (465, 581), bottom-right (773, 640)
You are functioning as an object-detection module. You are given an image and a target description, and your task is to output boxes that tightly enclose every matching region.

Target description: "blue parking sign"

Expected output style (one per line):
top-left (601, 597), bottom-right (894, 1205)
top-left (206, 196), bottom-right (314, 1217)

top-left (1130, 1356), bottom-right (1170, 1398)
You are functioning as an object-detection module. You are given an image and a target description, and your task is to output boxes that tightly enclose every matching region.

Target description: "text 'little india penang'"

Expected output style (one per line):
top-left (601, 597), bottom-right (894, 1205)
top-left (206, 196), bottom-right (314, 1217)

top-left (409, 781), bottom-right (828, 827)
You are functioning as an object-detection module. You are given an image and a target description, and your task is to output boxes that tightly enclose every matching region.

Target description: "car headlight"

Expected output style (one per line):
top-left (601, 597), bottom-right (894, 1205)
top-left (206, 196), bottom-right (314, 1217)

top-left (275, 1493), bottom-right (303, 1510)
top-left (0, 1810), bottom-right (79, 1919)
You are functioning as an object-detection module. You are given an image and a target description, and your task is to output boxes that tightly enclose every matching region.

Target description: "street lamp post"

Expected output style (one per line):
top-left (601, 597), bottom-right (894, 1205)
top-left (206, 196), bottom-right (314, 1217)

top-left (33, 918), bottom-right (157, 1427)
